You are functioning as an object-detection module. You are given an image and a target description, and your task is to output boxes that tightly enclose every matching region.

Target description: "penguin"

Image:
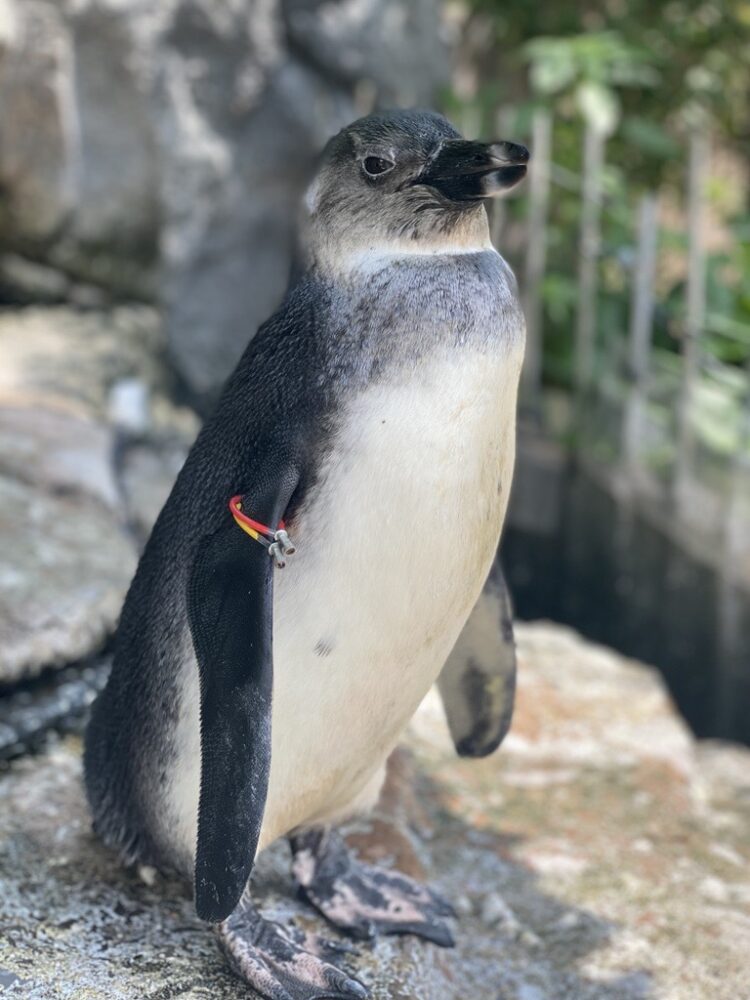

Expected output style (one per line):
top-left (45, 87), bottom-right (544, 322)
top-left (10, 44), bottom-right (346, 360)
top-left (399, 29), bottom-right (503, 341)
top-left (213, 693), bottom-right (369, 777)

top-left (84, 109), bottom-right (528, 1000)
top-left (439, 559), bottom-right (517, 759)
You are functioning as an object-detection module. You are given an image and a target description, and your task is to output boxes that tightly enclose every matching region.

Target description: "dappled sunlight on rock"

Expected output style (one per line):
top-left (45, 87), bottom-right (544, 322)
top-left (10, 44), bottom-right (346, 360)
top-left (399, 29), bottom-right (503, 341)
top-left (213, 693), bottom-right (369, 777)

top-left (1, 624), bottom-right (747, 997)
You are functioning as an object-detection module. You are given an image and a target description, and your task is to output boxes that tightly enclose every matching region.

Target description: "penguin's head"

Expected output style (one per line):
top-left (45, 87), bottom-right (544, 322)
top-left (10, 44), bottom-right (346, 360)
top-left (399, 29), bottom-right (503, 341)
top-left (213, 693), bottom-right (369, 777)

top-left (304, 109), bottom-right (529, 269)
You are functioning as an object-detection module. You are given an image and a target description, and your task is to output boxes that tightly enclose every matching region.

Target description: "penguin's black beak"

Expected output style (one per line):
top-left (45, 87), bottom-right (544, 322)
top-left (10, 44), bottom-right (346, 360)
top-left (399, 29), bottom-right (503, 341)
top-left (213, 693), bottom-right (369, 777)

top-left (417, 139), bottom-right (529, 203)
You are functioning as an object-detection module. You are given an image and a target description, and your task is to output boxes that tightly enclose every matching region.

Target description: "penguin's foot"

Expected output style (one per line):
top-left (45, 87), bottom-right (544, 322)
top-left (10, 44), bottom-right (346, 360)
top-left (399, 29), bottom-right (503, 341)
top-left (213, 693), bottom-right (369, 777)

top-left (290, 828), bottom-right (456, 947)
top-left (218, 891), bottom-right (368, 1000)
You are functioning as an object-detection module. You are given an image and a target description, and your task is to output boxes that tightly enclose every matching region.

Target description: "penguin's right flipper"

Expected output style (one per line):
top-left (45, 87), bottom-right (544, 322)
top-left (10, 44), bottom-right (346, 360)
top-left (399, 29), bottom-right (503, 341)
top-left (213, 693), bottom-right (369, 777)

top-left (187, 508), bottom-right (282, 924)
top-left (437, 564), bottom-right (517, 758)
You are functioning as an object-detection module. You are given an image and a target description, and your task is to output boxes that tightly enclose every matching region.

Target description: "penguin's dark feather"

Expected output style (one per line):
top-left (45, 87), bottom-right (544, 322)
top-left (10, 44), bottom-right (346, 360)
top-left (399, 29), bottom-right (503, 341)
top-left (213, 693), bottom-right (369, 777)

top-left (84, 275), bottom-right (336, 902)
top-left (188, 523), bottom-right (274, 923)
top-left (438, 563), bottom-right (517, 759)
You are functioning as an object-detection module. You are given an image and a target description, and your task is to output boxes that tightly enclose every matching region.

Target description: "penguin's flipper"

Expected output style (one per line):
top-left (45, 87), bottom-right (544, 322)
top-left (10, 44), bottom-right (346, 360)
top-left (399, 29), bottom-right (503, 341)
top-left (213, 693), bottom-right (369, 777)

top-left (437, 564), bottom-right (516, 758)
top-left (187, 518), bottom-right (278, 923)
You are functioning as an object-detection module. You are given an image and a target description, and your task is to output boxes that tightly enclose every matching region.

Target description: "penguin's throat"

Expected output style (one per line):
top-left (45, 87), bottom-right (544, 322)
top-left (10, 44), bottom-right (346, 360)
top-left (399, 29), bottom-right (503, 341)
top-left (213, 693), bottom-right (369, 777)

top-left (323, 239), bottom-right (497, 277)
top-left (313, 209), bottom-right (494, 276)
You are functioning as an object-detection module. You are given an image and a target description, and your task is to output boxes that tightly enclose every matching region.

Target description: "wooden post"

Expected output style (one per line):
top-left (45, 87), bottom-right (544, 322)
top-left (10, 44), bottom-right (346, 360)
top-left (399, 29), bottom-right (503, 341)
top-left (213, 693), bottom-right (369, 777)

top-left (574, 121), bottom-right (605, 392)
top-left (675, 128), bottom-right (709, 501)
top-left (459, 104), bottom-right (481, 144)
top-left (521, 108), bottom-right (552, 407)
top-left (623, 192), bottom-right (659, 475)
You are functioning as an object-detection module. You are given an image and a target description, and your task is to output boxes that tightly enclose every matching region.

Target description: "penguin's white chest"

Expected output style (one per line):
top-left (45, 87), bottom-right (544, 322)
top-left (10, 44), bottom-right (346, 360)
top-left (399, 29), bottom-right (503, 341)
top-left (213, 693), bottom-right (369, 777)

top-left (261, 345), bottom-right (522, 845)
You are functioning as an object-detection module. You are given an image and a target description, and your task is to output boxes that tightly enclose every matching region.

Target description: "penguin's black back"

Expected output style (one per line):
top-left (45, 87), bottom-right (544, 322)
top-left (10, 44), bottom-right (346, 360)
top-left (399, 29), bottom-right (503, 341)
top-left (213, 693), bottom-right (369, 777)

top-left (84, 273), bottom-right (337, 869)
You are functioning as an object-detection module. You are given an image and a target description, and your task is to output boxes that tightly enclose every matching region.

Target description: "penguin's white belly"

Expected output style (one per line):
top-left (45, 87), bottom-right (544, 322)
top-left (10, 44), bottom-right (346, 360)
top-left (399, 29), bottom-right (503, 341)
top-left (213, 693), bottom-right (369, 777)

top-left (259, 347), bottom-right (521, 848)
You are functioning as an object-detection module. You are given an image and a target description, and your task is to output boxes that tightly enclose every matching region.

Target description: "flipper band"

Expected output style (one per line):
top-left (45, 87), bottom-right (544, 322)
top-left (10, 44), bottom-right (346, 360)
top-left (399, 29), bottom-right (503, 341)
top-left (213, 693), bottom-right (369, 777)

top-left (229, 495), bottom-right (286, 549)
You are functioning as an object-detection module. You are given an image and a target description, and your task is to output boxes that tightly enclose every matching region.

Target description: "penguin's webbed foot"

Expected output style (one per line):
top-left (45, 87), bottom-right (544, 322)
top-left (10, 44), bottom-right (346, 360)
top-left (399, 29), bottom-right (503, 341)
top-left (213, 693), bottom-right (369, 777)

top-left (290, 828), bottom-right (456, 948)
top-left (218, 891), bottom-right (368, 1000)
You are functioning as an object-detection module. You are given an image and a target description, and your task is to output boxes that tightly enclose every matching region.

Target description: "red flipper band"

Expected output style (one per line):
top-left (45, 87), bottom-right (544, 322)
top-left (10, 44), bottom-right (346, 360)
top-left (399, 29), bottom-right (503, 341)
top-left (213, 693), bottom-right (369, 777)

top-left (229, 495), bottom-right (286, 548)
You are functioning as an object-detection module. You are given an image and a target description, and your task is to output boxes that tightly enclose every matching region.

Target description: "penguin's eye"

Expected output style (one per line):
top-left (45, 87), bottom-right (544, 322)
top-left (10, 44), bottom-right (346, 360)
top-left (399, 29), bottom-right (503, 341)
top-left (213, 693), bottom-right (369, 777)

top-left (363, 156), bottom-right (395, 178)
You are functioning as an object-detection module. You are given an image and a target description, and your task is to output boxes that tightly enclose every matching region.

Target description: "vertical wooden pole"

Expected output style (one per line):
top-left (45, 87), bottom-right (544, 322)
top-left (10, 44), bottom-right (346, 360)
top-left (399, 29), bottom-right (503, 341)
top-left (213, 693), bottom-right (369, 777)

top-left (628, 193), bottom-right (659, 382)
top-left (574, 122), bottom-right (605, 393)
top-left (675, 128), bottom-right (709, 500)
top-left (459, 104), bottom-right (481, 143)
top-left (521, 108), bottom-right (552, 407)
top-left (623, 192), bottom-right (659, 475)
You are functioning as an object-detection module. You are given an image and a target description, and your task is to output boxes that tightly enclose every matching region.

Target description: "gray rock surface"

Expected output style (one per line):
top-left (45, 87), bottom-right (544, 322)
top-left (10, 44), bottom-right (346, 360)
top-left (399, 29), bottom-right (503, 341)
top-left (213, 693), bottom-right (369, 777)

top-left (0, 306), bottom-right (196, 684)
top-left (1, 623), bottom-right (748, 998)
top-left (119, 438), bottom-right (193, 542)
top-left (0, 306), bottom-right (167, 416)
top-left (0, 657), bottom-right (109, 761)
top-left (0, 473), bottom-right (135, 684)
top-left (0, 0), bottom-right (448, 402)
top-left (0, 0), bottom-right (74, 242)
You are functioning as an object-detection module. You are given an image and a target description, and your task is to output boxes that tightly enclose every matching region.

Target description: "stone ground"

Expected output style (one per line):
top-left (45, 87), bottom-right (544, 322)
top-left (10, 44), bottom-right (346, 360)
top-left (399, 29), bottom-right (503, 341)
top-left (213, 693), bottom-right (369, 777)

top-left (1, 623), bottom-right (749, 1000)
top-left (0, 306), bottom-right (197, 691)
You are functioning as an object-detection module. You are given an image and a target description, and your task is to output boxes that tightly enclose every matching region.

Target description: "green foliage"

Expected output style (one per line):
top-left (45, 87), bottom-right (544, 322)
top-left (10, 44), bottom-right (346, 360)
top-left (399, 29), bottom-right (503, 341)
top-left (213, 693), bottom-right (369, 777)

top-left (524, 32), bottom-right (658, 137)
top-left (469, 0), bottom-right (750, 150)
top-left (460, 0), bottom-right (750, 197)
top-left (452, 0), bottom-right (750, 419)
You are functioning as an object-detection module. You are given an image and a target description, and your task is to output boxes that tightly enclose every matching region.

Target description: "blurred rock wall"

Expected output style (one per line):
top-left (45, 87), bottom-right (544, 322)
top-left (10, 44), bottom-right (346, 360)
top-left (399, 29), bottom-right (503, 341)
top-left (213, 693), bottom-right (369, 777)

top-left (0, 0), bottom-right (447, 404)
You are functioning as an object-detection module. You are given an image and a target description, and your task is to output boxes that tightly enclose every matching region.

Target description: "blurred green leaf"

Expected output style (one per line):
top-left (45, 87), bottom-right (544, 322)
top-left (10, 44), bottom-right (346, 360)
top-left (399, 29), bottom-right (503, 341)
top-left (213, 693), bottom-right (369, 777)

top-left (620, 117), bottom-right (682, 161)
top-left (576, 81), bottom-right (619, 135)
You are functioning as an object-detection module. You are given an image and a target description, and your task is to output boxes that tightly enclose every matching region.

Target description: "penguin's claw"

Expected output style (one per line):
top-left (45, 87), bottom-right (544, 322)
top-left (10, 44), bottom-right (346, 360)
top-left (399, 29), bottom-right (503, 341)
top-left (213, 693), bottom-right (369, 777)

top-left (269, 530), bottom-right (296, 568)
top-left (218, 901), bottom-right (369, 1000)
top-left (290, 829), bottom-right (456, 949)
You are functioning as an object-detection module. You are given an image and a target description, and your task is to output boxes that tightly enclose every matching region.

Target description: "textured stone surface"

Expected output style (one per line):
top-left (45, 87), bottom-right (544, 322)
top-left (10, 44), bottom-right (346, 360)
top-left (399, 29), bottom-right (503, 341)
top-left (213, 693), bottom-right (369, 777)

top-left (0, 658), bottom-right (109, 761)
top-left (0, 0), bottom-right (448, 401)
top-left (1, 624), bottom-right (748, 998)
top-left (0, 473), bottom-right (135, 684)
top-left (119, 439), bottom-right (189, 542)
top-left (0, 0), bottom-right (75, 241)
top-left (0, 306), bottom-right (165, 417)
top-left (0, 306), bottom-right (195, 683)
top-left (0, 405), bottom-right (119, 507)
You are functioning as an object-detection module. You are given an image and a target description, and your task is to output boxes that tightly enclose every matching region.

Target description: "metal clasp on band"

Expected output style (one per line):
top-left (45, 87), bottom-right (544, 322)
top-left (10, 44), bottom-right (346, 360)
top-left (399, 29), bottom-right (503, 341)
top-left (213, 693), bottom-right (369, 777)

top-left (229, 496), bottom-right (295, 568)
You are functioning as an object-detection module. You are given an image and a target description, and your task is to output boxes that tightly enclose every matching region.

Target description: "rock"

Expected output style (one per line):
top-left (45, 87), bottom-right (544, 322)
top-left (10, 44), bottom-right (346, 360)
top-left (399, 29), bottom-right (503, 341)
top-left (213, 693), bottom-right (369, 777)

top-left (0, 405), bottom-right (119, 508)
top-left (0, 0), bottom-right (74, 242)
top-left (0, 306), bottom-right (196, 682)
top-left (107, 377), bottom-right (151, 436)
top-left (119, 439), bottom-right (189, 542)
top-left (1, 623), bottom-right (749, 998)
top-left (157, 0), bottom-right (445, 403)
top-left (0, 658), bottom-right (109, 761)
top-left (410, 624), bottom-right (750, 998)
top-left (0, 0), bottom-right (448, 402)
top-left (480, 891), bottom-right (530, 940)
top-left (0, 254), bottom-right (70, 304)
top-left (284, 0), bottom-right (447, 105)
top-left (0, 473), bottom-right (135, 684)
top-left (0, 306), bottom-right (165, 417)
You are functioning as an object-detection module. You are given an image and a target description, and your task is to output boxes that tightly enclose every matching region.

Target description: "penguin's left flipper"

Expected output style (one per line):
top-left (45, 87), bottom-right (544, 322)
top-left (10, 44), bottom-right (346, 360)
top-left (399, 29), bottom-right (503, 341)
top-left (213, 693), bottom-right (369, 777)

top-left (187, 479), bottom-right (295, 925)
top-left (437, 564), bottom-right (516, 758)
